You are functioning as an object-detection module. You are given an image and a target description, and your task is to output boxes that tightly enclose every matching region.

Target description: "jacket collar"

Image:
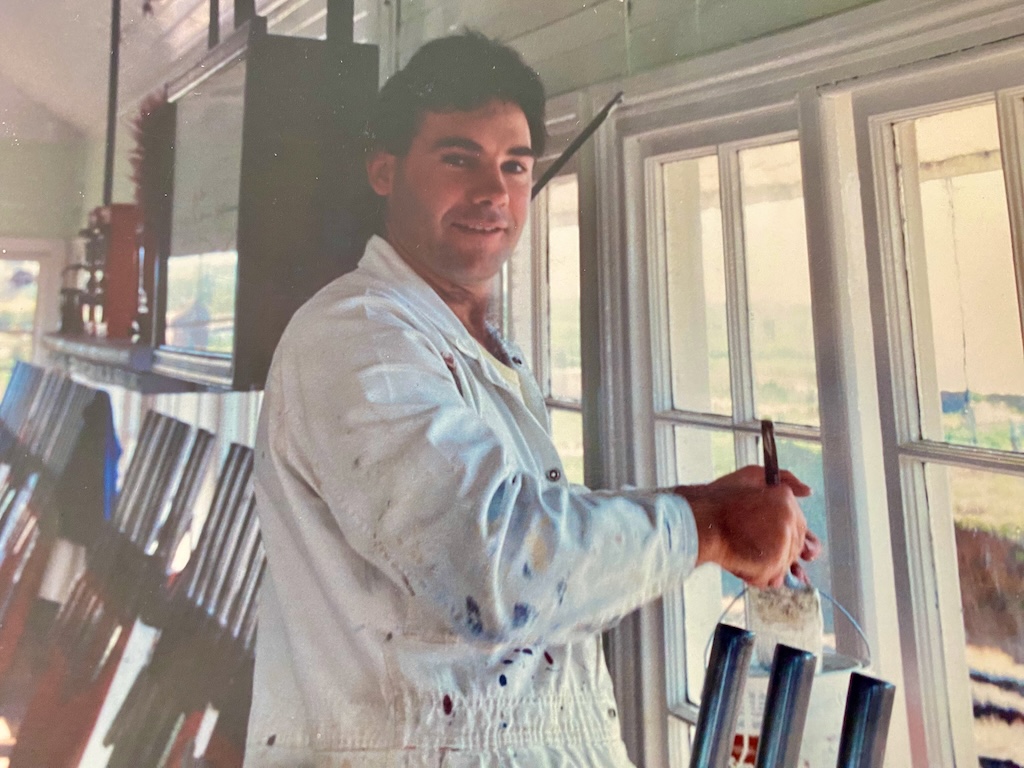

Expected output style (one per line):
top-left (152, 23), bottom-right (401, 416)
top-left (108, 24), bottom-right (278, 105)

top-left (357, 235), bottom-right (485, 360)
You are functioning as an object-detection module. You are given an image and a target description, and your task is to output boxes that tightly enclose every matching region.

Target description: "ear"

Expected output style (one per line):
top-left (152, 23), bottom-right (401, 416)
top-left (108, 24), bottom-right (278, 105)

top-left (366, 150), bottom-right (396, 197)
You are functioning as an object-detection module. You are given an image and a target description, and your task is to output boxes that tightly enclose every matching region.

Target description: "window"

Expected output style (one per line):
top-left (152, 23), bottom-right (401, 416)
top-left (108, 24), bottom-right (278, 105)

top-left (858, 67), bottom-right (1024, 766)
top-left (0, 259), bottom-right (40, 392)
top-left (644, 135), bottom-right (833, 763)
top-left (0, 240), bottom-right (62, 393)
top-left (535, 174), bottom-right (585, 484)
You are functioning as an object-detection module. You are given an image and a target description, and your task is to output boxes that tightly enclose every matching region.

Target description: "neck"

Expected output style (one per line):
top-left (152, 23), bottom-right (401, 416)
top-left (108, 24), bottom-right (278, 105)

top-left (383, 234), bottom-right (495, 347)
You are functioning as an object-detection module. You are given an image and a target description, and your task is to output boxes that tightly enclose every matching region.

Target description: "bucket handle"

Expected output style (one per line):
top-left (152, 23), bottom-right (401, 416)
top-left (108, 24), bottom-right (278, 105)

top-left (703, 585), bottom-right (873, 669)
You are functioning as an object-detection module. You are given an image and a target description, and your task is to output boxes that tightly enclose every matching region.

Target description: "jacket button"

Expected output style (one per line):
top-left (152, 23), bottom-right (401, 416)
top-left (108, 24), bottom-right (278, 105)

top-left (547, 468), bottom-right (562, 482)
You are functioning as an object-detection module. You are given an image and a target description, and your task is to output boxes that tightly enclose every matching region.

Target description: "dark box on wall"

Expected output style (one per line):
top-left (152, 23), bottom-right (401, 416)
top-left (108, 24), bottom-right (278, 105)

top-left (150, 17), bottom-right (378, 390)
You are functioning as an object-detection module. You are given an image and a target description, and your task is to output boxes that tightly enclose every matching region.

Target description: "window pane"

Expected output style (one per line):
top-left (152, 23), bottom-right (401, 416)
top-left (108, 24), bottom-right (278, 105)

top-left (773, 436), bottom-right (834, 636)
top-left (928, 464), bottom-right (1024, 764)
top-left (550, 407), bottom-right (584, 485)
top-left (896, 103), bottom-right (1024, 453)
top-left (740, 141), bottom-right (820, 427)
top-left (546, 176), bottom-right (581, 402)
top-left (669, 428), bottom-right (836, 706)
top-left (0, 260), bottom-right (39, 391)
top-left (663, 155), bottom-right (731, 415)
top-left (671, 426), bottom-right (740, 706)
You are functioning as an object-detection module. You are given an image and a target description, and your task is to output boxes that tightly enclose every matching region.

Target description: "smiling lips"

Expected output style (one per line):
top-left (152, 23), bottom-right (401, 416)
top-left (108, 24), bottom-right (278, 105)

top-left (452, 220), bottom-right (506, 235)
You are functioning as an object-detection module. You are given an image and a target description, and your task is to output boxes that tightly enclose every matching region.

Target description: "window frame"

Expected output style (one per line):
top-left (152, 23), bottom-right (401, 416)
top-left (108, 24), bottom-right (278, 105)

top-left (842, 40), bottom-right (1024, 766)
top-left (573, 2), bottom-right (1024, 766)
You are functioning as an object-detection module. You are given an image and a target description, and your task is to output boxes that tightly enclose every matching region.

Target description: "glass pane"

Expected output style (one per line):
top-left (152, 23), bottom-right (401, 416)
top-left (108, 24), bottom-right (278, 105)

top-left (928, 464), bottom-right (1024, 764)
top-left (0, 260), bottom-right (39, 392)
top-left (546, 176), bottom-right (581, 402)
top-left (672, 426), bottom-right (740, 706)
top-left (740, 141), bottom-right (820, 427)
top-left (164, 251), bottom-right (237, 354)
top-left (663, 155), bottom-right (731, 415)
top-left (896, 103), bottom-right (1024, 453)
top-left (773, 437), bottom-right (834, 640)
top-left (550, 407), bottom-right (584, 485)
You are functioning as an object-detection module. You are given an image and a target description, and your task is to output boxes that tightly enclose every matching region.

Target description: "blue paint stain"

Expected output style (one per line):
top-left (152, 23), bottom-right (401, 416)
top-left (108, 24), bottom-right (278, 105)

top-left (466, 596), bottom-right (483, 636)
top-left (522, 562), bottom-right (532, 578)
top-left (503, 659), bottom-right (514, 665)
top-left (666, 520), bottom-right (673, 551)
top-left (499, 674), bottom-right (507, 686)
top-left (511, 603), bottom-right (532, 628)
top-left (521, 648), bottom-right (533, 655)
top-left (556, 579), bottom-right (567, 606)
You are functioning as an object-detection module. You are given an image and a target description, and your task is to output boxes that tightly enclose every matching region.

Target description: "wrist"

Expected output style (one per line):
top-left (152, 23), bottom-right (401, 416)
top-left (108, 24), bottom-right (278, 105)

top-left (686, 494), bottom-right (721, 568)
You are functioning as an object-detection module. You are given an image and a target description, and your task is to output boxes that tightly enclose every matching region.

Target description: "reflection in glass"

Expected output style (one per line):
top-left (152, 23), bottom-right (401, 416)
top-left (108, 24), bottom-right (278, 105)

top-left (546, 176), bottom-right (581, 402)
top-left (165, 252), bottom-right (237, 354)
top-left (739, 141), bottom-right (819, 427)
top-left (663, 155), bottom-right (731, 416)
top-left (0, 260), bottom-right (39, 392)
top-left (929, 463), bottom-right (1024, 764)
top-left (550, 407), bottom-right (584, 485)
top-left (896, 103), bottom-right (1024, 453)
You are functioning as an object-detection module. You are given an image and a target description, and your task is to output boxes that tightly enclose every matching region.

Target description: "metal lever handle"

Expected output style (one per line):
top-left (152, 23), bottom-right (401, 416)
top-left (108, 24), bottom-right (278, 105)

top-left (835, 672), bottom-right (896, 768)
top-left (754, 644), bottom-right (816, 768)
top-left (690, 623), bottom-right (756, 768)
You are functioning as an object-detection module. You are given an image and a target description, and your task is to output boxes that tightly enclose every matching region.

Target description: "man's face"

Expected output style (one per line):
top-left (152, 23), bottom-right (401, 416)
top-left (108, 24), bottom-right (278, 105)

top-left (367, 100), bottom-right (535, 292)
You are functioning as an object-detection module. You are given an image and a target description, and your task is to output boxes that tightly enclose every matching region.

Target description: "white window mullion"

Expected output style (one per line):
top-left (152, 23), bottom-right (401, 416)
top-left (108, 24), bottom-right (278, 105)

top-left (995, 86), bottom-right (1024, 359)
top-left (891, 120), bottom-right (945, 443)
top-left (718, 146), bottom-right (758, 469)
top-left (531, 184), bottom-right (551, 389)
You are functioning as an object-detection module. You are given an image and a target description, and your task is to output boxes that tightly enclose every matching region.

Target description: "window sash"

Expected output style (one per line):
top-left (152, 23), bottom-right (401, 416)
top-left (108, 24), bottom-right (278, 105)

top-left (853, 49), bottom-right (1024, 767)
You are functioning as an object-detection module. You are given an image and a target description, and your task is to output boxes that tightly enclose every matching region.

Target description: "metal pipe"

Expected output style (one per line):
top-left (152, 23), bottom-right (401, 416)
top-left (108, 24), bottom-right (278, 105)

top-left (754, 644), bottom-right (817, 768)
top-left (327, 0), bottom-right (355, 44)
top-left (689, 623), bottom-right (756, 768)
top-left (209, 0), bottom-right (219, 48)
top-left (103, 0), bottom-right (121, 206)
top-left (531, 91), bottom-right (623, 200)
top-left (835, 672), bottom-right (896, 768)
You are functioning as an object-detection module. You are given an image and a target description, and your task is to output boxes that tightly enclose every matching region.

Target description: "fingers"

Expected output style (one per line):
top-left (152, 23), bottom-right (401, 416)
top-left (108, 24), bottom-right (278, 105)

top-left (790, 561), bottom-right (810, 585)
top-left (800, 529), bottom-right (822, 561)
top-left (778, 469), bottom-right (812, 497)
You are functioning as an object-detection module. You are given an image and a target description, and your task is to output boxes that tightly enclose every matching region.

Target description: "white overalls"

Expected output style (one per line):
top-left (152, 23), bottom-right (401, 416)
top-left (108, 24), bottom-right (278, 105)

top-left (245, 236), bottom-right (699, 767)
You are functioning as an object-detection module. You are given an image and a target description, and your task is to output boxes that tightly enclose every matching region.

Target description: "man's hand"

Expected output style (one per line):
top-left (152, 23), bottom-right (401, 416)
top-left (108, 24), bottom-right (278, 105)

top-left (675, 466), bottom-right (821, 589)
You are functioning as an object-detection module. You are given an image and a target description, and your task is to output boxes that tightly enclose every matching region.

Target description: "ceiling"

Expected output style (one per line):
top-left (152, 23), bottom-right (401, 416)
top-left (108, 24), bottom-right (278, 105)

top-left (0, 0), bottom-right (341, 141)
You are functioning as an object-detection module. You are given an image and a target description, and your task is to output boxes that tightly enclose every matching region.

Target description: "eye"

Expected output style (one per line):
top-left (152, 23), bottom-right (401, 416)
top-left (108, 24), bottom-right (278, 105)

top-left (502, 159), bottom-right (531, 175)
top-left (441, 153), bottom-right (473, 168)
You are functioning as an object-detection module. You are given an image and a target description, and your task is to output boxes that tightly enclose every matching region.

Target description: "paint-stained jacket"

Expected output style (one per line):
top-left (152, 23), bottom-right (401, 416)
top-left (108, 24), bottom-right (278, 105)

top-left (245, 236), bottom-right (699, 767)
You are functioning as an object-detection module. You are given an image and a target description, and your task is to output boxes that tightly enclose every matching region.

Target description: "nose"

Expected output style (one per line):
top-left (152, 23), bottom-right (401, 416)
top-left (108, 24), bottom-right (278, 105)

top-left (470, 163), bottom-right (509, 207)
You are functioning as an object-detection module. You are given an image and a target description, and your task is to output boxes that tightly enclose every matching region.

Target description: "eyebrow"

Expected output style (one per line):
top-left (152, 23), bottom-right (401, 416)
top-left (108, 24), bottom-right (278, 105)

top-left (431, 136), bottom-right (535, 157)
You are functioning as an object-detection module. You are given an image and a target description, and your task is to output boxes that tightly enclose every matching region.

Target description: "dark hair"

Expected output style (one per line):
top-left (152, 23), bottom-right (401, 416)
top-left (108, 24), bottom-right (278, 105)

top-left (367, 31), bottom-right (547, 157)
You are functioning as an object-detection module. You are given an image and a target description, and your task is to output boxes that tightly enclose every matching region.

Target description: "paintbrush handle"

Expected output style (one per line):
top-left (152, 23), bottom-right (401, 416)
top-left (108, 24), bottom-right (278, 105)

top-left (761, 419), bottom-right (779, 486)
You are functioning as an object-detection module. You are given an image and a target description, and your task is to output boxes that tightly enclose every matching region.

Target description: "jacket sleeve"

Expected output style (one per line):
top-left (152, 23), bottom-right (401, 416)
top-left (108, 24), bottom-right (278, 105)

top-left (264, 296), bottom-right (699, 647)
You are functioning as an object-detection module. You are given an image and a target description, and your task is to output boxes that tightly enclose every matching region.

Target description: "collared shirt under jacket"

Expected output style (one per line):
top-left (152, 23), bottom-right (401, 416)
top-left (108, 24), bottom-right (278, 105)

top-left (245, 236), bottom-right (700, 767)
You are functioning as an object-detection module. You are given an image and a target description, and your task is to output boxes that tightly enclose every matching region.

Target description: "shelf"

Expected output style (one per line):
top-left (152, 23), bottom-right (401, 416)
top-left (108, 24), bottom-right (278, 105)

top-left (42, 334), bottom-right (210, 394)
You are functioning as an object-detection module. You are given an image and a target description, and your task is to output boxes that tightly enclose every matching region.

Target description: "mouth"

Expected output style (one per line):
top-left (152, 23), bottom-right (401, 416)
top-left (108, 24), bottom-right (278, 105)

top-left (451, 221), bottom-right (506, 235)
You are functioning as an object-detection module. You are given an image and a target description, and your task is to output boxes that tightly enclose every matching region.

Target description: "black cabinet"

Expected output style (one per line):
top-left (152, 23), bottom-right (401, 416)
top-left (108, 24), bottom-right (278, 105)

top-left (151, 18), bottom-right (378, 389)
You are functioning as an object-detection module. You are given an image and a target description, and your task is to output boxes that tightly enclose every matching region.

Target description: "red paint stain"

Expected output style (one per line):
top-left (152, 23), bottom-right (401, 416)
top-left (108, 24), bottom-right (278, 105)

top-left (443, 695), bottom-right (453, 715)
top-left (544, 651), bottom-right (554, 665)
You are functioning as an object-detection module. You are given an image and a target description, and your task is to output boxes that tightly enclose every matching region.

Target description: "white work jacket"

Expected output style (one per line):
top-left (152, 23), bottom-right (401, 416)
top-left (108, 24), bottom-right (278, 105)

top-left (246, 236), bottom-right (699, 767)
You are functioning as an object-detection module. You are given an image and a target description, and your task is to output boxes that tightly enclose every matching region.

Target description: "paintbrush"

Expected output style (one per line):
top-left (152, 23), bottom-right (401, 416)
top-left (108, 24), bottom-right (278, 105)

top-left (747, 419), bottom-right (824, 669)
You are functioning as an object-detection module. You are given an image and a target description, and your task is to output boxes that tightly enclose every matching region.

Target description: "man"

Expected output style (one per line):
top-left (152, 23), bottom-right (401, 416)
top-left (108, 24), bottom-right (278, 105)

top-left (246, 32), bottom-right (819, 767)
